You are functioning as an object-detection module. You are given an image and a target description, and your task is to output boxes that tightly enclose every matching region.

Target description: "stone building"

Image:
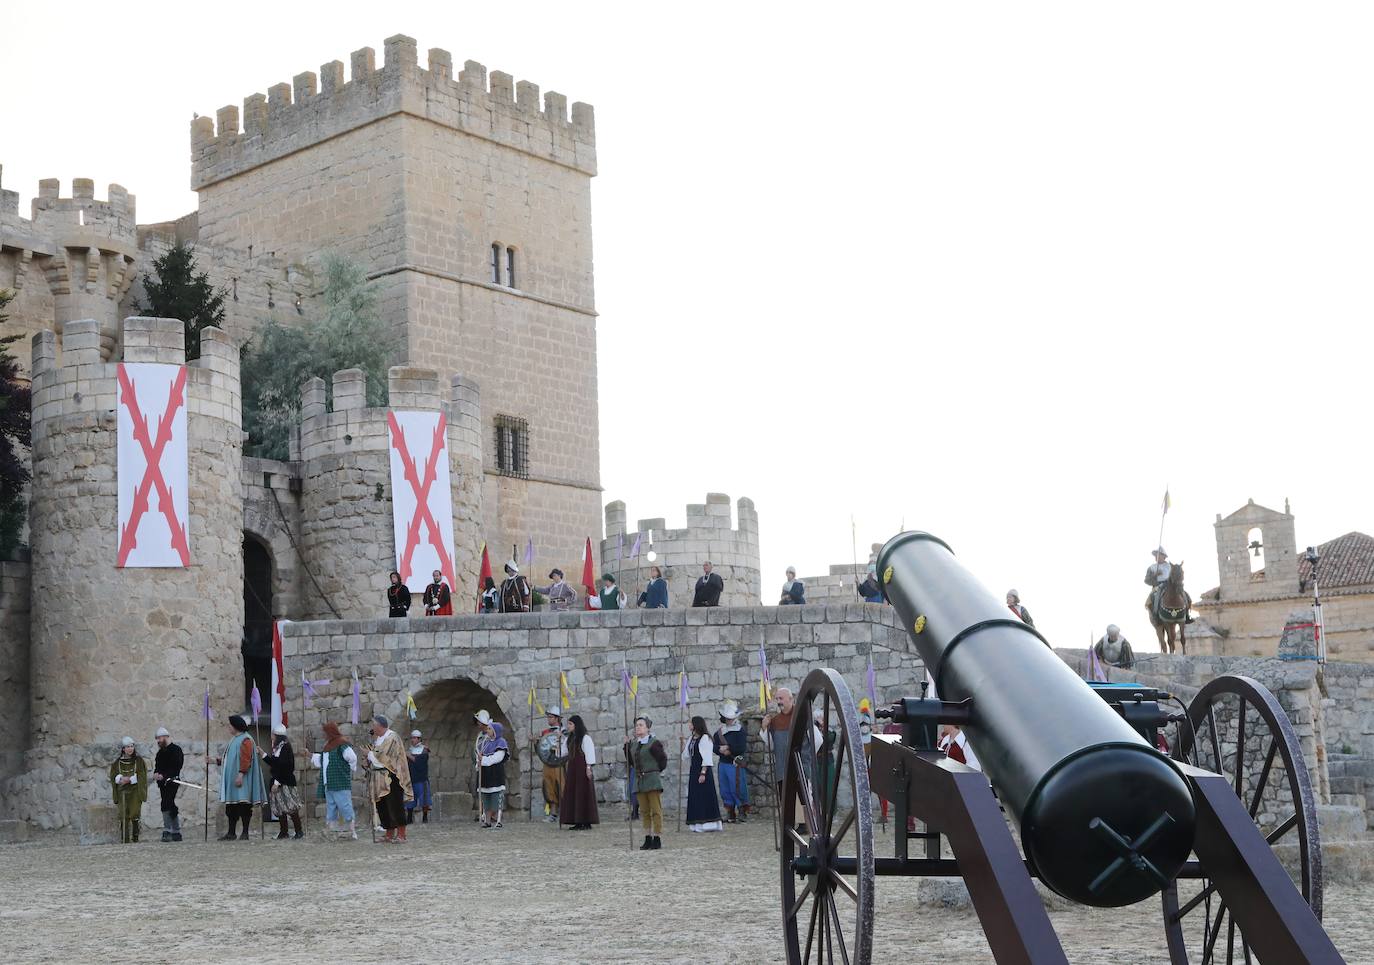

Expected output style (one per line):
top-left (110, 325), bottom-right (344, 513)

top-left (601, 494), bottom-right (761, 608)
top-left (1191, 499), bottom-right (1374, 662)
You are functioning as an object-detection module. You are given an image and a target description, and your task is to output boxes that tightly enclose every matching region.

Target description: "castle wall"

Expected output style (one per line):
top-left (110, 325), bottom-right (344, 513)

top-left (9, 316), bottom-right (244, 830)
top-left (602, 495), bottom-right (761, 608)
top-left (1194, 591), bottom-right (1374, 662)
top-left (0, 560), bottom-right (30, 782)
top-left (296, 366), bottom-right (482, 620)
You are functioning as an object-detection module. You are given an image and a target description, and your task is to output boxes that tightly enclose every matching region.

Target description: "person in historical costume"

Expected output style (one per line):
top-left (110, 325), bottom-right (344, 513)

top-left (423, 569), bottom-right (453, 616)
top-left (779, 567), bottom-right (806, 606)
top-left (560, 713), bottom-right (599, 830)
top-left (212, 714), bottom-right (266, 841)
top-left (307, 722), bottom-right (358, 840)
top-left (406, 730), bottom-right (432, 824)
top-left (1094, 624), bottom-right (1136, 670)
top-left (109, 737), bottom-right (147, 844)
top-left (1005, 589), bottom-right (1034, 627)
top-left (636, 566), bottom-right (668, 608)
top-left (1144, 547), bottom-right (1173, 612)
top-left (713, 701), bottom-right (750, 823)
top-left (622, 716), bottom-right (668, 850)
top-left (938, 724), bottom-right (982, 771)
top-left (152, 726), bottom-right (184, 843)
top-left (261, 723), bottom-right (303, 840)
top-left (857, 563), bottom-right (884, 604)
top-left (479, 576), bottom-right (499, 614)
top-left (692, 561), bottom-right (724, 607)
top-left (598, 573), bottom-right (626, 611)
top-left (366, 715), bottom-right (414, 844)
top-left (536, 568), bottom-right (578, 612)
top-left (682, 715), bottom-right (723, 832)
top-left (499, 561), bottom-right (532, 613)
top-left (536, 709), bottom-right (567, 822)
top-left (387, 571), bottom-right (412, 618)
top-left (477, 721), bottom-right (510, 829)
top-left (762, 687), bottom-right (822, 833)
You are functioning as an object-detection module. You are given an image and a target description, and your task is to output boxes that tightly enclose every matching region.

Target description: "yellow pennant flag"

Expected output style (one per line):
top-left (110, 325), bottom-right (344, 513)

top-left (527, 685), bottom-right (544, 716)
top-left (629, 675), bottom-right (638, 699)
top-left (405, 692), bottom-right (418, 720)
top-left (759, 678), bottom-right (767, 711)
top-left (560, 671), bottom-right (574, 709)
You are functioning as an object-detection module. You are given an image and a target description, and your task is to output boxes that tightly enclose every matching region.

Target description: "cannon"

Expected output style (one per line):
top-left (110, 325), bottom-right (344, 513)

top-left (779, 531), bottom-right (1343, 964)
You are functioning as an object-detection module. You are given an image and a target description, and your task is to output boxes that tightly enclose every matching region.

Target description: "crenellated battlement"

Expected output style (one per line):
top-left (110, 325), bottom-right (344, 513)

top-left (191, 34), bottom-right (596, 190)
top-left (297, 365), bottom-right (482, 464)
top-left (28, 317), bottom-right (241, 443)
top-left (27, 178), bottom-right (138, 245)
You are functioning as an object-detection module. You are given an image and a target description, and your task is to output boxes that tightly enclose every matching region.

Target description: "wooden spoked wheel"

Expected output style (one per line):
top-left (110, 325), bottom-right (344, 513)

top-left (1162, 674), bottom-right (1323, 965)
top-left (780, 668), bottom-right (875, 965)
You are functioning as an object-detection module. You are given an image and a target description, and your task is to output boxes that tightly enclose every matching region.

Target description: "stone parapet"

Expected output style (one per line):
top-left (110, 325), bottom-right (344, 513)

top-left (191, 34), bottom-right (596, 190)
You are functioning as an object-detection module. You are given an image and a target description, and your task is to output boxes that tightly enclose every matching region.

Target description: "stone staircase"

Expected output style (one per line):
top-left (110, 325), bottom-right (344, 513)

top-left (1297, 752), bottom-right (1374, 883)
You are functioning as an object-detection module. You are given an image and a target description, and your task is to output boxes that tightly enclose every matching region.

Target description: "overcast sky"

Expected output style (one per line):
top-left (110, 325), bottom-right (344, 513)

top-left (5, 3), bottom-right (1372, 653)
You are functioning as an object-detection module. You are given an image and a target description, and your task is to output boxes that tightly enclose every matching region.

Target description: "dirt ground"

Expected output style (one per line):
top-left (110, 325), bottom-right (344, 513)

top-left (1, 811), bottom-right (1370, 964)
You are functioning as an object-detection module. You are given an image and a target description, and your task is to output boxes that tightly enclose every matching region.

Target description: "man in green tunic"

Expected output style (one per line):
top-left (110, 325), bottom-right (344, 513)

top-left (108, 737), bottom-right (147, 844)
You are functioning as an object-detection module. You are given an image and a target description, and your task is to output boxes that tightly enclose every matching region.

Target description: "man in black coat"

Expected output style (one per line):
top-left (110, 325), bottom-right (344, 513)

top-left (692, 561), bottom-right (725, 607)
top-left (153, 726), bottom-right (185, 842)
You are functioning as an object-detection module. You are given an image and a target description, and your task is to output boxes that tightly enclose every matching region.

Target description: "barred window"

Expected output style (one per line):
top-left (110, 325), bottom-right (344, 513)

top-left (506, 246), bottom-right (517, 288)
top-left (495, 415), bottom-right (529, 479)
top-left (491, 243), bottom-right (501, 284)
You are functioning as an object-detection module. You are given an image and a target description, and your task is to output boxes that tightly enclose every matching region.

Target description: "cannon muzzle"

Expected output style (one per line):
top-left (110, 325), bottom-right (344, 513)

top-left (876, 531), bottom-right (1196, 907)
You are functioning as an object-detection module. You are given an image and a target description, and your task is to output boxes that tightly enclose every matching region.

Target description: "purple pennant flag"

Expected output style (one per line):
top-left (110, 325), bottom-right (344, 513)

top-left (250, 685), bottom-right (262, 718)
top-left (524, 537), bottom-right (534, 566)
top-left (758, 642), bottom-right (770, 685)
top-left (616, 532), bottom-right (623, 561)
top-left (866, 658), bottom-right (878, 710)
top-left (630, 532), bottom-right (642, 558)
top-left (202, 686), bottom-right (214, 721)
top-left (351, 672), bottom-right (361, 725)
top-left (301, 672), bottom-right (329, 709)
top-left (678, 670), bottom-right (691, 708)
top-left (622, 667), bottom-right (633, 692)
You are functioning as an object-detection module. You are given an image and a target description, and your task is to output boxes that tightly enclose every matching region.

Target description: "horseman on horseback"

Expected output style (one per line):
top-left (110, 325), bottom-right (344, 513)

top-left (1144, 547), bottom-right (1191, 653)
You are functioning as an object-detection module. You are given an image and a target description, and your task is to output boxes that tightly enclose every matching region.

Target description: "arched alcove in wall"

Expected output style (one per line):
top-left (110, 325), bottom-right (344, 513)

top-left (410, 677), bottom-right (524, 813)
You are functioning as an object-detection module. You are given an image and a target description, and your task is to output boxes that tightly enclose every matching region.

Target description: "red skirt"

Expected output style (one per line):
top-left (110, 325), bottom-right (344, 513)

top-left (560, 746), bottom-right (599, 826)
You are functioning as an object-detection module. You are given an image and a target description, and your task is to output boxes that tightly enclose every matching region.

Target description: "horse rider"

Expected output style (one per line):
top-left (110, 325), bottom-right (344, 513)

top-left (1144, 546), bottom-right (1172, 613)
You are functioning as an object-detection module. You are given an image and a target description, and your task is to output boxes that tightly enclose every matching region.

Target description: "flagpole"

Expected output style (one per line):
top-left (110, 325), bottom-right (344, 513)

top-left (254, 714), bottom-right (264, 840)
top-left (1158, 483), bottom-right (1170, 547)
top-left (527, 682), bottom-right (535, 822)
top-left (300, 677), bottom-right (307, 835)
top-left (621, 663), bottom-right (633, 850)
top-left (204, 682), bottom-right (211, 842)
top-left (851, 515), bottom-right (859, 595)
top-left (676, 667), bottom-right (685, 834)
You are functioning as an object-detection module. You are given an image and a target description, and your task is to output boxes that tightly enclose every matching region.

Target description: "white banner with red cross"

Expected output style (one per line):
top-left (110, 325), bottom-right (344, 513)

top-left (116, 362), bottom-right (190, 568)
top-left (387, 410), bottom-right (457, 594)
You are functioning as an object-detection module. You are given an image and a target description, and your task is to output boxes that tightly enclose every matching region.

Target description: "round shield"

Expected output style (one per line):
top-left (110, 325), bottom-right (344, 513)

top-left (537, 732), bottom-right (567, 767)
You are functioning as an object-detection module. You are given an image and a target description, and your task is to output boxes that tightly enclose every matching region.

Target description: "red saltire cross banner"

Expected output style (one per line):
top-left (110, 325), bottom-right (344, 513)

top-left (271, 620), bottom-right (290, 728)
top-left (116, 363), bottom-right (190, 567)
top-left (386, 410), bottom-right (457, 595)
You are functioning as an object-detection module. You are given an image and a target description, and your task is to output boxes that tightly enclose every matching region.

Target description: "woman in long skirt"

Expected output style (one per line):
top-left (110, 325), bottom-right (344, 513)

top-left (683, 715), bottom-right (723, 832)
top-left (560, 714), bottom-right (599, 830)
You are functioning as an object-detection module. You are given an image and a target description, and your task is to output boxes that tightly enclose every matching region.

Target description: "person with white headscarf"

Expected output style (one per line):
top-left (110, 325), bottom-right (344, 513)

top-left (499, 561), bottom-right (531, 613)
top-left (1005, 589), bottom-right (1034, 627)
top-left (779, 567), bottom-right (806, 606)
top-left (109, 737), bottom-right (147, 844)
top-left (1094, 625), bottom-right (1136, 669)
top-left (261, 722), bottom-right (303, 839)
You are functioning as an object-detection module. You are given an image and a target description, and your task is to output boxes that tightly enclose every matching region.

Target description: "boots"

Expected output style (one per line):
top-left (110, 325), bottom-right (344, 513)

top-left (170, 814), bottom-right (182, 842)
top-left (406, 810), bottom-right (414, 825)
top-left (650, 835), bottom-right (662, 850)
top-left (422, 807), bottom-right (429, 823)
top-left (724, 806), bottom-right (737, 824)
top-left (290, 813), bottom-right (303, 839)
top-left (276, 816), bottom-right (290, 840)
top-left (221, 811), bottom-right (238, 840)
top-left (639, 835), bottom-right (654, 850)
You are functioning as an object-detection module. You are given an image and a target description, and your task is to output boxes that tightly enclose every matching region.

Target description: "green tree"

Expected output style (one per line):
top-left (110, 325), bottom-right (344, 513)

top-left (0, 289), bottom-right (32, 559)
top-left (241, 254), bottom-right (393, 459)
top-left (139, 241), bottom-right (226, 360)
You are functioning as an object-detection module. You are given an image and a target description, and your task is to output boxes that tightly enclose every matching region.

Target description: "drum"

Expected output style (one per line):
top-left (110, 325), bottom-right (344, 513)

top-left (537, 731), bottom-right (567, 767)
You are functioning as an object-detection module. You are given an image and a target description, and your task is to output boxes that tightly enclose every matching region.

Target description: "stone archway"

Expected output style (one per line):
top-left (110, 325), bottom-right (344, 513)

top-left (242, 532), bottom-right (274, 712)
top-left (410, 676), bottom-right (527, 818)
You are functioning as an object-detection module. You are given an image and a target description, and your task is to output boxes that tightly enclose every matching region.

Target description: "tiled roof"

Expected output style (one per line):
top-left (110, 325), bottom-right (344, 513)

top-left (1197, 531), bottom-right (1374, 600)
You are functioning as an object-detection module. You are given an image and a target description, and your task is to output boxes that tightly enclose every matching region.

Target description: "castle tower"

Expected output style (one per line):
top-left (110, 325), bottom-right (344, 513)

top-left (297, 366), bottom-right (483, 619)
top-left (190, 35), bottom-right (601, 576)
top-left (29, 179), bottom-right (139, 358)
top-left (15, 316), bottom-right (242, 831)
top-left (602, 494), bottom-right (762, 608)
top-left (1213, 498), bottom-right (1299, 602)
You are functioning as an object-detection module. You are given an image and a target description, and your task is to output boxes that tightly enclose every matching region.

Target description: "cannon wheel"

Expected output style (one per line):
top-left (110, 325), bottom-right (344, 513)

top-left (1161, 674), bottom-right (1322, 965)
top-left (780, 668), bottom-right (876, 965)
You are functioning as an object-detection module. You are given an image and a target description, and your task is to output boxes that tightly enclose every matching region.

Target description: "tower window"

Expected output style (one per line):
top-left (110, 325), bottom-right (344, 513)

top-left (495, 415), bottom-right (529, 479)
top-left (506, 247), bottom-right (516, 288)
top-left (491, 243), bottom-right (501, 284)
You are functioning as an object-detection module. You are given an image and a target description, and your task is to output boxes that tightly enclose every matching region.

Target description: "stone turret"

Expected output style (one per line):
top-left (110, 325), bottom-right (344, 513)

top-left (12, 316), bottom-right (242, 831)
top-left (602, 494), bottom-right (762, 608)
top-left (296, 366), bottom-right (483, 619)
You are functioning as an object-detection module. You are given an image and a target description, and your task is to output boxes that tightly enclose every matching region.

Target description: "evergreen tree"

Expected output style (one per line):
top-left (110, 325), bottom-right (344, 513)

top-left (241, 254), bottom-right (393, 460)
top-left (139, 241), bottom-right (226, 360)
top-left (0, 289), bottom-right (31, 559)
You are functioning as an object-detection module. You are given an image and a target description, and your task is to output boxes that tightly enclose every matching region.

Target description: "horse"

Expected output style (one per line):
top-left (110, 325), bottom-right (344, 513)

top-left (1148, 561), bottom-right (1190, 654)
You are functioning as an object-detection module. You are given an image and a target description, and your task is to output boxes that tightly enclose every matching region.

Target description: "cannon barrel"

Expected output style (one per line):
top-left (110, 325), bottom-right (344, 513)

top-left (876, 531), bottom-right (1196, 907)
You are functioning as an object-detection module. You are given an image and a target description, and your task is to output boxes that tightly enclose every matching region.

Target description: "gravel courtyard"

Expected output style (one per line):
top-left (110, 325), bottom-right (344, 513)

top-left (1, 812), bottom-right (1370, 964)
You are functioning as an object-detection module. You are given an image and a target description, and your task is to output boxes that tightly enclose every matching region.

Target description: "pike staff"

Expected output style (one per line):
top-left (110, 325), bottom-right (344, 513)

top-left (202, 683), bottom-right (212, 842)
top-left (250, 685), bottom-right (265, 840)
top-left (621, 663), bottom-right (634, 850)
top-left (676, 666), bottom-right (690, 833)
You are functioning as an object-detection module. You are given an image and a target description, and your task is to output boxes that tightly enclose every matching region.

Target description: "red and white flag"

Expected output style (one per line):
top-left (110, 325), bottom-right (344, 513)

top-left (116, 363), bottom-right (190, 567)
top-left (387, 411), bottom-right (457, 594)
top-left (582, 536), bottom-right (598, 609)
top-left (271, 620), bottom-right (290, 729)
